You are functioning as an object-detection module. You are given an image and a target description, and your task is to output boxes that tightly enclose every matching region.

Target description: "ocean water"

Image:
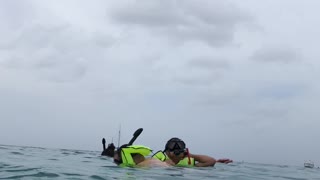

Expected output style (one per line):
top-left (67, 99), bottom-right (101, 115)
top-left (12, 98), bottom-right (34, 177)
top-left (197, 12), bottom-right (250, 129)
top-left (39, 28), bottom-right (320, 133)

top-left (0, 144), bottom-right (319, 180)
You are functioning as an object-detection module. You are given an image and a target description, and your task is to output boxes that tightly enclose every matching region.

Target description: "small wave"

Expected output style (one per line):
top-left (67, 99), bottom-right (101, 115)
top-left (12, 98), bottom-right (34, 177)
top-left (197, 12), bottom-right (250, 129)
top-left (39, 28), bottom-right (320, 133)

top-left (90, 175), bottom-right (107, 180)
top-left (60, 149), bottom-right (87, 155)
top-left (101, 165), bottom-right (119, 168)
top-left (0, 146), bottom-right (9, 150)
top-left (0, 163), bottom-right (10, 168)
top-left (82, 160), bottom-right (92, 163)
top-left (61, 152), bottom-right (71, 155)
top-left (26, 146), bottom-right (46, 150)
top-left (279, 165), bottom-right (289, 168)
top-left (61, 173), bottom-right (84, 176)
top-left (0, 172), bottom-right (59, 179)
top-left (48, 158), bottom-right (58, 161)
top-left (29, 172), bottom-right (60, 178)
top-left (5, 167), bottom-right (40, 172)
top-left (60, 148), bottom-right (71, 151)
top-left (10, 151), bottom-right (24, 155)
top-left (272, 175), bottom-right (308, 180)
top-left (73, 151), bottom-right (87, 155)
top-left (84, 156), bottom-right (94, 159)
top-left (6, 165), bottom-right (24, 169)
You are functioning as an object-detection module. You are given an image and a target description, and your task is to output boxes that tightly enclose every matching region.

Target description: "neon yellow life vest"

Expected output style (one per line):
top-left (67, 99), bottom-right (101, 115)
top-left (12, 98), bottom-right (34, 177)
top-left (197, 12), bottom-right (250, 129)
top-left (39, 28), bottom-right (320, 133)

top-left (152, 151), bottom-right (195, 167)
top-left (120, 145), bottom-right (152, 167)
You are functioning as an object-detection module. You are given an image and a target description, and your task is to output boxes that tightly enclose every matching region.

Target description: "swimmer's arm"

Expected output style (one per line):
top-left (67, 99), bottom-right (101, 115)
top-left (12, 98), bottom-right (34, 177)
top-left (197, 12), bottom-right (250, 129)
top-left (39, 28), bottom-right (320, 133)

top-left (190, 154), bottom-right (216, 167)
top-left (217, 158), bottom-right (233, 164)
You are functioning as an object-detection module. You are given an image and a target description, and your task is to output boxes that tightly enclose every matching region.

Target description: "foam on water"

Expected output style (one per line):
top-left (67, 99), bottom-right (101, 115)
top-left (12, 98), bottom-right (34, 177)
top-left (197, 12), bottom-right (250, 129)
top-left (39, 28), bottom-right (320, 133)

top-left (0, 144), bottom-right (319, 180)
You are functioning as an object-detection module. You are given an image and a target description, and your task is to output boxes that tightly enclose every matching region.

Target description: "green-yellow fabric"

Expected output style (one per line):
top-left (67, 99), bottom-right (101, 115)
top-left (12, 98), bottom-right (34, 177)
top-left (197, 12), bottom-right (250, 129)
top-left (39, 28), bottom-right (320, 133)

top-left (176, 157), bottom-right (195, 167)
top-left (152, 151), bottom-right (167, 161)
top-left (152, 151), bottom-right (195, 167)
top-left (120, 145), bottom-right (152, 166)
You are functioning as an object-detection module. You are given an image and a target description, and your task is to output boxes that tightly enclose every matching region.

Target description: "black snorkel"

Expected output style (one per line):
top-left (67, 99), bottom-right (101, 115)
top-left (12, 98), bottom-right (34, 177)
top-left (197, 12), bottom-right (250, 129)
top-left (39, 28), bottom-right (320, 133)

top-left (128, 128), bottom-right (143, 145)
top-left (102, 138), bottom-right (106, 151)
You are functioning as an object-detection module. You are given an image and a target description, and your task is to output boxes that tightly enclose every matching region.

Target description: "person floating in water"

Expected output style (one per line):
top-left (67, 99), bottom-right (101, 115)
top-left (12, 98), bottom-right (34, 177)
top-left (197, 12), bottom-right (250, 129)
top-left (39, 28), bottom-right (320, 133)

top-left (152, 137), bottom-right (233, 167)
top-left (113, 144), bottom-right (170, 167)
top-left (101, 130), bottom-right (232, 167)
top-left (112, 138), bottom-right (233, 168)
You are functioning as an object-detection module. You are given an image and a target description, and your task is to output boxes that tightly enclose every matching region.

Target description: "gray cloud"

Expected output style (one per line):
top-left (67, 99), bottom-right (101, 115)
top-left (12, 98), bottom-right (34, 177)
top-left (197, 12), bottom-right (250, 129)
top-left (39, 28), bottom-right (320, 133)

top-left (0, 23), bottom-right (114, 83)
top-left (167, 57), bottom-right (230, 86)
top-left (0, 1), bottom-right (35, 31)
top-left (254, 83), bottom-right (306, 100)
top-left (110, 0), bottom-right (253, 47)
top-left (187, 57), bottom-right (230, 70)
top-left (172, 76), bottom-right (219, 86)
top-left (251, 47), bottom-right (301, 63)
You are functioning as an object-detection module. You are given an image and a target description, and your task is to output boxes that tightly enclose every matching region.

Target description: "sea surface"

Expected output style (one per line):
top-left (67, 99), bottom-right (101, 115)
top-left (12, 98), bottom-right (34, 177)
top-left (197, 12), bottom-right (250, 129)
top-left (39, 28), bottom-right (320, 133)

top-left (0, 144), bottom-right (319, 180)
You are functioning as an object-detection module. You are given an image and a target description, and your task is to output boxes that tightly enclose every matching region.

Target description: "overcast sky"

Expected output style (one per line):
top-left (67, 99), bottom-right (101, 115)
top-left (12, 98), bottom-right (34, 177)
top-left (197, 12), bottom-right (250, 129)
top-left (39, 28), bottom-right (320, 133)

top-left (1, 0), bottom-right (319, 166)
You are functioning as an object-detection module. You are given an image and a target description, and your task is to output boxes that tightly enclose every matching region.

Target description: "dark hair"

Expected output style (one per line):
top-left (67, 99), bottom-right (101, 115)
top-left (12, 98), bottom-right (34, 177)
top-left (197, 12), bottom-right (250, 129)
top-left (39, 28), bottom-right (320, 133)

top-left (165, 137), bottom-right (186, 151)
top-left (101, 143), bottom-right (115, 157)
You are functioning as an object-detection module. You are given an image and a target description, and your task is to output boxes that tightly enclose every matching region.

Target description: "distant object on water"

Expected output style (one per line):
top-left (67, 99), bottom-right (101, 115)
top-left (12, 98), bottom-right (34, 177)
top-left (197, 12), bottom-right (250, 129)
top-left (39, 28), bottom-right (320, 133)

top-left (304, 160), bottom-right (314, 168)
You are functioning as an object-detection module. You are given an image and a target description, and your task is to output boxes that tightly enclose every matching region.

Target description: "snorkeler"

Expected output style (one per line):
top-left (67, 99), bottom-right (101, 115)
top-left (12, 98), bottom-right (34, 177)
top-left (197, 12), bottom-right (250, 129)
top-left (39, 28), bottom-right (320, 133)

top-left (153, 137), bottom-right (233, 167)
top-left (113, 144), bottom-right (169, 167)
top-left (101, 129), bottom-right (232, 167)
top-left (102, 128), bottom-right (170, 167)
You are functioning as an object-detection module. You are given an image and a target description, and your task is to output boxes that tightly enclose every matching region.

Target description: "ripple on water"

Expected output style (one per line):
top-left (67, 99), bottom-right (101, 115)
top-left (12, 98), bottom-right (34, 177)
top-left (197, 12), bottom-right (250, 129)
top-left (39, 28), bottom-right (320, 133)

top-left (48, 158), bottom-right (59, 161)
top-left (0, 163), bottom-right (10, 169)
top-left (6, 165), bottom-right (24, 169)
top-left (90, 175), bottom-right (107, 180)
top-left (10, 152), bottom-right (24, 155)
top-left (61, 152), bottom-right (71, 155)
top-left (0, 146), bottom-right (9, 150)
top-left (5, 167), bottom-right (40, 172)
top-left (82, 160), bottom-right (92, 163)
top-left (61, 172), bottom-right (85, 177)
top-left (272, 175), bottom-right (308, 180)
top-left (28, 172), bottom-right (60, 178)
top-left (84, 156), bottom-right (94, 159)
top-left (73, 151), bottom-right (87, 155)
top-left (0, 172), bottom-right (59, 179)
